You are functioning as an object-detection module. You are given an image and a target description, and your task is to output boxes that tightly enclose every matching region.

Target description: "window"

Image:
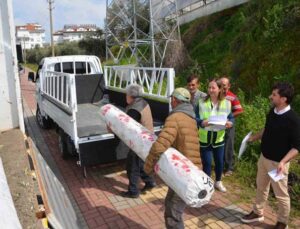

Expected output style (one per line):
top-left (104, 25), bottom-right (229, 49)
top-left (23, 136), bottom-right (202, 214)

top-left (75, 62), bottom-right (91, 74)
top-left (53, 61), bottom-right (92, 74)
top-left (62, 62), bottom-right (74, 73)
top-left (54, 63), bottom-right (61, 72)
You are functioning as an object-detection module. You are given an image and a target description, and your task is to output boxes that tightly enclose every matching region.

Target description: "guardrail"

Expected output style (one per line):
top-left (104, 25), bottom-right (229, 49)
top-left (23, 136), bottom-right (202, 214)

top-left (104, 66), bottom-right (175, 102)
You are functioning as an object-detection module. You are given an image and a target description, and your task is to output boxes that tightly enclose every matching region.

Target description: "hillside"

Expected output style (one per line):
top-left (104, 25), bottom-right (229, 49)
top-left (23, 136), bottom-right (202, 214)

top-left (178, 1), bottom-right (300, 213)
top-left (180, 0), bottom-right (300, 100)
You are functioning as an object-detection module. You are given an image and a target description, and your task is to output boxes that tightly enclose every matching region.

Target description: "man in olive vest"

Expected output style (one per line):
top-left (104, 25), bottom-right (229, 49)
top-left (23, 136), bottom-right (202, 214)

top-left (120, 84), bottom-right (156, 198)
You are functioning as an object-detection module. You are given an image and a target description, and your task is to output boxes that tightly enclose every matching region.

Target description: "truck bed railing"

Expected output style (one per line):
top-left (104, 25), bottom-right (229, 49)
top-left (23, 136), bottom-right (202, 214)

top-left (40, 70), bottom-right (79, 148)
top-left (40, 71), bottom-right (78, 114)
top-left (104, 66), bottom-right (175, 102)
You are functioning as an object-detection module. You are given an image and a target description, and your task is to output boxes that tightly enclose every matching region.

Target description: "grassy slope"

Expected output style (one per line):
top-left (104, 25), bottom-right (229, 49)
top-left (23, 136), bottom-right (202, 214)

top-left (178, 0), bottom-right (300, 217)
top-left (180, 0), bottom-right (300, 99)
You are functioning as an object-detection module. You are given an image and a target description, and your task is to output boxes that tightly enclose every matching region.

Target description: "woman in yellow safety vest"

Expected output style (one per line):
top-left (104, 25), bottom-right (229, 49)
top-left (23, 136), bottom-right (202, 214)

top-left (195, 79), bottom-right (234, 193)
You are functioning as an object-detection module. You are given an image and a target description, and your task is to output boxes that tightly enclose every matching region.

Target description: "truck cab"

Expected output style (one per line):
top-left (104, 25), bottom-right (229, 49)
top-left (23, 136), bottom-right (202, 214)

top-left (28, 55), bottom-right (102, 82)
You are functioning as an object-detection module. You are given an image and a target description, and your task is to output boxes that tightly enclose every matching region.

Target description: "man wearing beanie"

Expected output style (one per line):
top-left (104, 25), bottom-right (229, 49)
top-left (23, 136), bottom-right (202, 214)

top-left (144, 87), bottom-right (202, 229)
top-left (120, 84), bottom-right (156, 198)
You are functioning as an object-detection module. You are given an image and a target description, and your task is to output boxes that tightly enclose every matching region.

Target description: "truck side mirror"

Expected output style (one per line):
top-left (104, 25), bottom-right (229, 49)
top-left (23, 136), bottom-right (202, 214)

top-left (28, 72), bottom-right (35, 82)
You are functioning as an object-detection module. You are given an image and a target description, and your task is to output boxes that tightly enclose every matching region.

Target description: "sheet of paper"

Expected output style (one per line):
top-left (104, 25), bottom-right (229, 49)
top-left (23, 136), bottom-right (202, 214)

top-left (268, 169), bottom-right (285, 182)
top-left (238, 131), bottom-right (252, 159)
top-left (208, 115), bottom-right (227, 126)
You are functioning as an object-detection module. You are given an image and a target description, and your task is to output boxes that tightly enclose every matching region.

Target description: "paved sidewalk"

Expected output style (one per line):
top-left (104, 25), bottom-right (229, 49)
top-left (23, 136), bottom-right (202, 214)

top-left (20, 69), bottom-right (299, 229)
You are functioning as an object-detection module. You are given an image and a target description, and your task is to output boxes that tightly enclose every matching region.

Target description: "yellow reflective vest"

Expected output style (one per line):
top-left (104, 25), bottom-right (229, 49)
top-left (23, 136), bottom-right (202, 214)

top-left (198, 98), bottom-right (231, 148)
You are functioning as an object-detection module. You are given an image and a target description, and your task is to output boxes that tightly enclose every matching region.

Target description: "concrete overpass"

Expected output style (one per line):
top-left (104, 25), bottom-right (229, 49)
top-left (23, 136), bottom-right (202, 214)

top-left (178, 0), bottom-right (249, 25)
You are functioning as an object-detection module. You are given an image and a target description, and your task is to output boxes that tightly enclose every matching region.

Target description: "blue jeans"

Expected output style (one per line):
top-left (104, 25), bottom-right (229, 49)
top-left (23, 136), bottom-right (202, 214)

top-left (200, 145), bottom-right (224, 181)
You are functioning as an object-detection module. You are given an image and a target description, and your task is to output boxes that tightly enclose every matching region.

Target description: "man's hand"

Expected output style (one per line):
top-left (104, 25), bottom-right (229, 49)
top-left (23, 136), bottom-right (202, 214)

top-left (144, 163), bottom-right (153, 175)
top-left (276, 161), bottom-right (286, 176)
top-left (276, 148), bottom-right (299, 176)
top-left (202, 120), bottom-right (209, 127)
top-left (247, 135), bottom-right (255, 143)
top-left (225, 121), bottom-right (233, 129)
top-left (247, 129), bottom-right (264, 143)
top-left (107, 125), bottom-right (112, 133)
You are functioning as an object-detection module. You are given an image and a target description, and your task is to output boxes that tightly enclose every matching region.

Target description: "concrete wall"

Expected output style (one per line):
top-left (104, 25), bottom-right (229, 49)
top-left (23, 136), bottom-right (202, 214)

top-left (178, 0), bottom-right (249, 25)
top-left (0, 0), bottom-right (24, 132)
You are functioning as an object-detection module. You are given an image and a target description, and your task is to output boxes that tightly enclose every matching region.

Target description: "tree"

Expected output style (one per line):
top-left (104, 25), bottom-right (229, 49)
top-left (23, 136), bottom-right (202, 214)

top-left (78, 29), bottom-right (106, 59)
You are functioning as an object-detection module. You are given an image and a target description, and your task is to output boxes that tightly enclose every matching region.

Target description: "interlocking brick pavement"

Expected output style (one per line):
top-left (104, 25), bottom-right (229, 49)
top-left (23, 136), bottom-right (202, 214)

top-left (19, 69), bottom-right (300, 228)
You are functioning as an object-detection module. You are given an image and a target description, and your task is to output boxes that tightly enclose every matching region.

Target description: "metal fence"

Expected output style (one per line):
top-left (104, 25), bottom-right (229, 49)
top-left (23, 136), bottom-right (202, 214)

top-left (29, 139), bottom-right (82, 229)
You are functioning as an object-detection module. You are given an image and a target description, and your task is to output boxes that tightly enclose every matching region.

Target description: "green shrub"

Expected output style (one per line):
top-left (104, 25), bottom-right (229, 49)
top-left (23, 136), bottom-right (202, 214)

top-left (235, 91), bottom-right (269, 163)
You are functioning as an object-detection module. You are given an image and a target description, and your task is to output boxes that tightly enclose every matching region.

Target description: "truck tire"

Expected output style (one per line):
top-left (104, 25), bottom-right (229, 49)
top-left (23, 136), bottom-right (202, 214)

top-left (36, 106), bottom-right (52, 129)
top-left (58, 129), bottom-right (69, 160)
top-left (66, 136), bottom-right (77, 157)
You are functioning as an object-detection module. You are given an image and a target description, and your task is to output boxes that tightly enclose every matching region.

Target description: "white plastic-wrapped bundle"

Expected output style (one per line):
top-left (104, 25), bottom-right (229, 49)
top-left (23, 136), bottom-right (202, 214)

top-left (100, 104), bottom-right (214, 207)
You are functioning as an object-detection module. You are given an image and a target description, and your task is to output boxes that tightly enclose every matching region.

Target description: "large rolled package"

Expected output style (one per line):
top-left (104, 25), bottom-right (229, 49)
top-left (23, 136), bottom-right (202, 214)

top-left (100, 104), bottom-right (214, 207)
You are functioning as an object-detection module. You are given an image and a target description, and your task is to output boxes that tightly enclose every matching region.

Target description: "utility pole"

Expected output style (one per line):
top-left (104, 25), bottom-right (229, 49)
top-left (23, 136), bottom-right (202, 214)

top-left (149, 0), bottom-right (156, 68)
top-left (48, 0), bottom-right (55, 56)
top-left (22, 36), bottom-right (27, 64)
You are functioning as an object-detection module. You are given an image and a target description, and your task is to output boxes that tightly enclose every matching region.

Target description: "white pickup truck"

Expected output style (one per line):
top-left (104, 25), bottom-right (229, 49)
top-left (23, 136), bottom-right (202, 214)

top-left (28, 55), bottom-right (175, 175)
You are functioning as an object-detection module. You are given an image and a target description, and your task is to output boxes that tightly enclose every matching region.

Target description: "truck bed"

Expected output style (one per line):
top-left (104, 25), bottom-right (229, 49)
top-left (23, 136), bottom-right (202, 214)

top-left (76, 103), bottom-right (164, 138)
top-left (76, 103), bottom-right (107, 138)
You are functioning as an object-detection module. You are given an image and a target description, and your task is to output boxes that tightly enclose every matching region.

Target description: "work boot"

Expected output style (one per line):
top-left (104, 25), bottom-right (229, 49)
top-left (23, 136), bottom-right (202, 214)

top-left (141, 183), bottom-right (156, 194)
top-left (120, 191), bottom-right (139, 198)
top-left (274, 222), bottom-right (288, 229)
top-left (241, 211), bottom-right (264, 223)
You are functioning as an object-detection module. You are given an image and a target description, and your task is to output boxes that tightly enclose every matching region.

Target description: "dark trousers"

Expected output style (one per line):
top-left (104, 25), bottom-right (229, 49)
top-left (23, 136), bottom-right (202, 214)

top-left (200, 145), bottom-right (224, 181)
top-left (164, 188), bottom-right (186, 229)
top-left (126, 150), bottom-right (155, 195)
top-left (224, 126), bottom-right (235, 171)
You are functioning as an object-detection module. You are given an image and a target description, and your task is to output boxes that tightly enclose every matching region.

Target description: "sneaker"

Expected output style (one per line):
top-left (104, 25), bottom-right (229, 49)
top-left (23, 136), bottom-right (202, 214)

top-left (240, 211), bottom-right (264, 223)
top-left (120, 191), bottom-right (139, 198)
top-left (274, 222), bottom-right (288, 229)
top-left (141, 183), bottom-right (156, 194)
top-left (214, 181), bottom-right (227, 192)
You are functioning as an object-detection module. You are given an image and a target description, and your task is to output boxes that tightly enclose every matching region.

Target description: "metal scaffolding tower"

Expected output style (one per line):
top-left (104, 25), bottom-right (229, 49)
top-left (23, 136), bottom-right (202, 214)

top-left (105, 0), bottom-right (181, 68)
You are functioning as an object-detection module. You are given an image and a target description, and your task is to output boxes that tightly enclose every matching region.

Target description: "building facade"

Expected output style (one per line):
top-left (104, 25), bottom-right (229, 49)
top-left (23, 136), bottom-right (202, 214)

top-left (15, 23), bottom-right (45, 49)
top-left (53, 24), bottom-right (98, 44)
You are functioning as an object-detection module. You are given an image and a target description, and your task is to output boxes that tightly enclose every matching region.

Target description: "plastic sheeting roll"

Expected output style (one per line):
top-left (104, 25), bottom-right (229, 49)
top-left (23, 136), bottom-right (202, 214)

top-left (100, 104), bottom-right (214, 207)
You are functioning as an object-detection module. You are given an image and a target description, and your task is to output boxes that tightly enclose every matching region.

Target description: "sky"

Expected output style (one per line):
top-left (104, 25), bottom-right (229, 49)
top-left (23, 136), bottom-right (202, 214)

top-left (12, 0), bottom-right (106, 42)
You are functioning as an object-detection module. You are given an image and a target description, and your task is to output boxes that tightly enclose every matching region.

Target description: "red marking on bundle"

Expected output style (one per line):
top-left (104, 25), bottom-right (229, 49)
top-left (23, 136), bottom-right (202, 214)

top-left (171, 153), bottom-right (191, 173)
top-left (154, 164), bottom-right (160, 173)
top-left (101, 105), bottom-right (111, 116)
top-left (140, 130), bottom-right (156, 142)
top-left (118, 114), bottom-right (130, 123)
top-left (129, 140), bottom-right (134, 148)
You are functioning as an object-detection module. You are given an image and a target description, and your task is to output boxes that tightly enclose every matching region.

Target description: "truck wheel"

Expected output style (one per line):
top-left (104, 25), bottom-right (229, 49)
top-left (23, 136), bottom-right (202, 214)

top-left (58, 130), bottom-right (69, 160)
top-left (36, 106), bottom-right (51, 129)
top-left (66, 136), bottom-right (77, 157)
